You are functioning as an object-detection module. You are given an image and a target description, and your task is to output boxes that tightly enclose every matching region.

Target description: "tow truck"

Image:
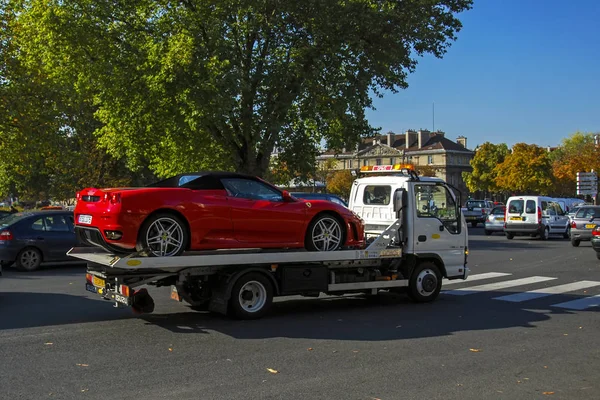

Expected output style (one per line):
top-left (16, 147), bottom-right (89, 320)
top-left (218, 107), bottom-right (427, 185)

top-left (67, 165), bottom-right (470, 320)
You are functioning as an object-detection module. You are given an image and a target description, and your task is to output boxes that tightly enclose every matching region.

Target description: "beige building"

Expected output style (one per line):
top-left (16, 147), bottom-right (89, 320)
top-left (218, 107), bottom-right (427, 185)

top-left (316, 129), bottom-right (474, 197)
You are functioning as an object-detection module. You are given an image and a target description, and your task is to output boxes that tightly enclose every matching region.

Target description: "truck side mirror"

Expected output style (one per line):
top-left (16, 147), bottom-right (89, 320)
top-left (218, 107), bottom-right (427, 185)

top-left (393, 189), bottom-right (405, 212)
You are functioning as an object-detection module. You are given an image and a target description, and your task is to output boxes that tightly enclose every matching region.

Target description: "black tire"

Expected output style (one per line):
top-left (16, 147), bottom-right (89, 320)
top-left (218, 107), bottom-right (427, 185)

top-left (506, 232), bottom-right (515, 240)
top-left (407, 261), bottom-right (442, 303)
top-left (471, 222), bottom-right (478, 228)
top-left (228, 272), bottom-right (274, 320)
top-left (596, 252), bottom-right (600, 261)
top-left (136, 212), bottom-right (188, 256)
top-left (484, 230), bottom-right (492, 236)
top-left (304, 213), bottom-right (345, 252)
top-left (571, 239), bottom-right (580, 247)
top-left (563, 227), bottom-right (570, 239)
top-left (15, 247), bottom-right (43, 272)
top-left (540, 227), bottom-right (550, 241)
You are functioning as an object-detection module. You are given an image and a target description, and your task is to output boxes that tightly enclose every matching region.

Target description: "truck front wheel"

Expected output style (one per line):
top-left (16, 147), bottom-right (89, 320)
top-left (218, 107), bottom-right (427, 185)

top-left (408, 262), bottom-right (442, 303)
top-left (228, 272), bottom-right (274, 320)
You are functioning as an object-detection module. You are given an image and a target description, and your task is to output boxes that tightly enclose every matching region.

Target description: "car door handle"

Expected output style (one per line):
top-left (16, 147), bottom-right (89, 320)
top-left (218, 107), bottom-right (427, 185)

top-left (418, 235), bottom-right (427, 242)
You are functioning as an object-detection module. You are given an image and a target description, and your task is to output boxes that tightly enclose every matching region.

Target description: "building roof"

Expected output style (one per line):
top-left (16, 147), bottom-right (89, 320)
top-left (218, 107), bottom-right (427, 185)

top-left (405, 135), bottom-right (473, 153)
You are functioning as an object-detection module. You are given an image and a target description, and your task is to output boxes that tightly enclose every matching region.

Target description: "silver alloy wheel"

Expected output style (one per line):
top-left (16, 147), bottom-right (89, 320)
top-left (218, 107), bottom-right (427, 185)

top-left (311, 217), bottom-right (342, 251)
top-left (415, 268), bottom-right (438, 297)
top-left (238, 280), bottom-right (267, 313)
top-left (145, 217), bottom-right (185, 256)
top-left (20, 249), bottom-right (40, 270)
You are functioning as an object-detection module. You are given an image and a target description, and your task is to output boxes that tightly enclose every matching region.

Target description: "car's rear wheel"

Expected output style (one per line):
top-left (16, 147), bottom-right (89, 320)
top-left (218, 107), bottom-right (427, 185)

top-left (596, 252), bottom-right (600, 261)
top-left (15, 247), bottom-right (42, 272)
top-left (506, 232), bottom-right (514, 239)
top-left (484, 230), bottom-right (492, 236)
top-left (571, 239), bottom-right (580, 247)
top-left (136, 213), bottom-right (188, 257)
top-left (305, 214), bottom-right (344, 251)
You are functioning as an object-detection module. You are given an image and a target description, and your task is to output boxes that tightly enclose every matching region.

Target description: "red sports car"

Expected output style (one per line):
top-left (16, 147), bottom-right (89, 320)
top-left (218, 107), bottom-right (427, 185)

top-left (74, 172), bottom-right (365, 257)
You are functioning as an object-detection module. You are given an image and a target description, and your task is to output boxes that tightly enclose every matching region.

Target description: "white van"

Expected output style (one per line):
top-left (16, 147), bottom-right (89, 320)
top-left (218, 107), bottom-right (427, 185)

top-left (504, 195), bottom-right (570, 240)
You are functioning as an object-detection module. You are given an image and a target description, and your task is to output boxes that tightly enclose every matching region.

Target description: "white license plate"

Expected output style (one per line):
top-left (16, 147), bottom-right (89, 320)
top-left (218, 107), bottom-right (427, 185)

top-left (78, 214), bottom-right (92, 224)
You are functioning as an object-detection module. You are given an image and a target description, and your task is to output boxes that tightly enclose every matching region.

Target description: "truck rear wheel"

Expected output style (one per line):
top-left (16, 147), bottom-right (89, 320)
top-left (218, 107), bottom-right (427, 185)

top-left (228, 272), bottom-right (274, 320)
top-left (408, 262), bottom-right (442, 303)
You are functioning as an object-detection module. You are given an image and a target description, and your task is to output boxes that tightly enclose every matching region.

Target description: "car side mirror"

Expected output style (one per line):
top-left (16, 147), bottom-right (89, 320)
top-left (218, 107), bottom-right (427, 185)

top-left (393, 188), bottom-right (405, 212)
top-left (282, 190), bottom-right (293, 202)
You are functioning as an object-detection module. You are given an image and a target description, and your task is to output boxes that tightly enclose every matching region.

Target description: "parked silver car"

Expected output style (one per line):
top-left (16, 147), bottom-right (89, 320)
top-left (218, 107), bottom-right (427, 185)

top-left (484, 205), bottom-right (506, 235)
top-left (570, 206), bottom-right (600, 246)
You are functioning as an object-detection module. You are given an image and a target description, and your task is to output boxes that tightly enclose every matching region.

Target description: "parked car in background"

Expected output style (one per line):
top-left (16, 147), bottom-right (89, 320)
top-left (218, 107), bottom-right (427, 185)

top-left (461, 199), bottom-right (493, 227)
top-left (0, 210), bottom-right (10, 220)
top-left (569, 206), bottom-right (600, 246)
top-left (291, 192), bottom-right (348, 207)
top-left (484, 205), bottom-right (506, 235)
top-left (504, 196), bottom-right (570, 240)
top-left (74, 172), bottom-right (364, 257)
top-left (0, 210), bottom-right (78, 271)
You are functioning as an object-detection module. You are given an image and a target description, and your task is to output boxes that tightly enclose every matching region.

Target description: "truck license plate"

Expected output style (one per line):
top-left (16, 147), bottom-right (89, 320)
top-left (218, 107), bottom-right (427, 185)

top-left (78, 214), bottom-right (92, 224)
top-left (92, 276), bottom-right (105, 287)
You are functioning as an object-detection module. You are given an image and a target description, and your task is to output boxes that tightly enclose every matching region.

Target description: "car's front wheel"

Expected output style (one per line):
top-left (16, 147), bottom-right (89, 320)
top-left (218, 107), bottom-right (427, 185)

top-left (136, 213), bottom-right (188, 257)
top-left (305, 214), bottom-right (344, 251)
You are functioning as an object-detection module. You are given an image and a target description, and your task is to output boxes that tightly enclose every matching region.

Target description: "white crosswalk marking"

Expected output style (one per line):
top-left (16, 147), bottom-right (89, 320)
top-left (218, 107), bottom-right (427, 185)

top-left (493, 281), bottom-right (600, 303)
top-left (551, 294), bottom-right (600, 310)
top-left (443, 276), bottom-right (557, 296)
top-left (443, 272), bottom-right (512, 286)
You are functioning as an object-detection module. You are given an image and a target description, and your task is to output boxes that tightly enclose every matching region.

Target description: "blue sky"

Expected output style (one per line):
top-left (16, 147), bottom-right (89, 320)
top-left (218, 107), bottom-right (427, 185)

top-left (365, 0), bottom-right (600, 150)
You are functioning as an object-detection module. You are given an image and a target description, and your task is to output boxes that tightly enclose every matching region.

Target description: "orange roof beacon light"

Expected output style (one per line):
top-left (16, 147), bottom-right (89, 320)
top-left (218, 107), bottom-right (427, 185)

top-left (357, 163), bottom-right (418, 177)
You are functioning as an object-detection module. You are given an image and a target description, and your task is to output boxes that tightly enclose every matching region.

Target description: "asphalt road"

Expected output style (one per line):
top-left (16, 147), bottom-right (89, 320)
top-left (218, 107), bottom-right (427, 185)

top-left (1, 228), bottom-right (599, 400)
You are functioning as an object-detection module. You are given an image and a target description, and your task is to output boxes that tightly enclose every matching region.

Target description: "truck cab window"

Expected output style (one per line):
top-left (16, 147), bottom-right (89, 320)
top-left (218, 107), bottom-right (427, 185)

top-left (415, 184), bottom-right (460, 234)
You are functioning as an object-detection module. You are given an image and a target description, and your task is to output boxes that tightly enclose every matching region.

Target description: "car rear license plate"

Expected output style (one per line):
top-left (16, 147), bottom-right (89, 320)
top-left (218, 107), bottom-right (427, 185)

top-left (585, 224), bottom-right (596, 229)
top-left (78, 214), bottom-right (92, 224)
top-left (92, 276), bottom-right (105, 287)
top-left (497, 217), bottom-right (505, 221)
top-left (85, 283), bottom-right (98, 294)
top-left (510, 216), bottom-right (522, 221)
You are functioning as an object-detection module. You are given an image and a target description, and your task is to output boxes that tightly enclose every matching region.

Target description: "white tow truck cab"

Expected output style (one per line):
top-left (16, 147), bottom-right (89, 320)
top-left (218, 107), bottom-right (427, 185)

top-left (67, 164), bottom-right (470, 320)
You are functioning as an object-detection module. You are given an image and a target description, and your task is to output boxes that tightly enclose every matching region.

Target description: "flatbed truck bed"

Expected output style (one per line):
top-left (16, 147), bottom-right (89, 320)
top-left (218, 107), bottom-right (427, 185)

top-left (69, 214), bottom-right (469, 319)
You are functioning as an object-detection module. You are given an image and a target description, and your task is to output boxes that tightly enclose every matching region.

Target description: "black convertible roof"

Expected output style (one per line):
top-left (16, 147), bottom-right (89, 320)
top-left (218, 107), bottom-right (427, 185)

top-left (146, 171), bottom-right (262, 188)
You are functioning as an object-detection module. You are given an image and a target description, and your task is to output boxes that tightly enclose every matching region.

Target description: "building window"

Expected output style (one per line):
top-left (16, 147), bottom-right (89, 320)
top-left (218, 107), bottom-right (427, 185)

top-left (376, 158), bottom-right (382, 165)
top-left (349, 160), bottom-right (353, 169)
top-left (342, 160), bottom-right (346, 169)
top-left (363, 159), bottom-right (367, 167)
top-left (390, 157), bottom-right (395, 164)
top-left (428, 155), bottom-right (433, 164)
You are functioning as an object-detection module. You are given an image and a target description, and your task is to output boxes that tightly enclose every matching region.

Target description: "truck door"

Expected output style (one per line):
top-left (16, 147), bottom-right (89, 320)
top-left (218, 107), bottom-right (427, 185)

top-left (409, 182), bottom-right (467, 277)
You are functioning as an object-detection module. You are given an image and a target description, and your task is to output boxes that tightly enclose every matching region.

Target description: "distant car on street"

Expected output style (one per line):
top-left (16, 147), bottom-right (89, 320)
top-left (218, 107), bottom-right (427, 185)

top-left (569, 206), bottom-right (600, 246)
top-left (0, 210), bottom-right (78, 271)
top-left (484, 205), bottom-right (506, 235)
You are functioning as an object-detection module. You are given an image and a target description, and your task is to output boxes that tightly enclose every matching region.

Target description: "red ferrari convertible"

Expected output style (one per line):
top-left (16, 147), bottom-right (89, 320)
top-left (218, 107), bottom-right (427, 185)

top-left (74, 172), bottom-right (365, 257)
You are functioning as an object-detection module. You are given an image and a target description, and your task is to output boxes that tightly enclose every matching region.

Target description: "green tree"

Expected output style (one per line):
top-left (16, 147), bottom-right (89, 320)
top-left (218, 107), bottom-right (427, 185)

top-left (327, 170), bottom-right (354, 200)
top-left (549, 131), bottom-right (600, 196)
top-left (15, 0), bottom-right (473, 179)
top-left (462, 142), bottom-right (510, 195)
top-left (494, 143), bottom-right (554, 195)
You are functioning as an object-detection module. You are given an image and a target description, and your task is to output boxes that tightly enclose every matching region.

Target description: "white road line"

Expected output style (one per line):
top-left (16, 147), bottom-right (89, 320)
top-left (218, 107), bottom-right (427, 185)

top-left (443, 276), bottom-right (557, 296)
top-left (493, 281), bottom-right (600, 302)
top-left (551, 294), bottom-right (600, 311)
top-left (443, 272), bottom-right (512, 286)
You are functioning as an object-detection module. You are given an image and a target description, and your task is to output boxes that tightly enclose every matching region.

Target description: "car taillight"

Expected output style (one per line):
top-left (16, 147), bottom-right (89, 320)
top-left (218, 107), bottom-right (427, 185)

top-left (537, 206), bottom-right (542, 223)
top-left (103, 192), bottom-right (121, 204)
top-left (0, 230), bottom-right (14, 241)
top-left (592, 227), bottom-right (600, 237)
top-left (571, 221), bottom-right (576, 228)
top-left (482, 209), bottom-right (487, 215)
top-left (76, 191), bottom-right (81, 200)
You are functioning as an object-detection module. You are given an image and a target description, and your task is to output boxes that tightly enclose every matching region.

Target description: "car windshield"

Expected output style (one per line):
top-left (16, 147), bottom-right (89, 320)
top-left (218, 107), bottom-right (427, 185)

top-left (466, 201), bottom-right (486, 208)
top-left (0, 212), bottom-right (31, 227)
top-left (575, 207), bottom-right (600, 219)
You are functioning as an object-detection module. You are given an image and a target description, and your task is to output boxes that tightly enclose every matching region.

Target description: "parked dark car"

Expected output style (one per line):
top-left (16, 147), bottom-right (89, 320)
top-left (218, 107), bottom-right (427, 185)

top-left (0, 210), bottom-right (10, 220)
top-left (290, 192), bottom-right (348, 207)
top-left (0, 210), bottom-right (78, 271)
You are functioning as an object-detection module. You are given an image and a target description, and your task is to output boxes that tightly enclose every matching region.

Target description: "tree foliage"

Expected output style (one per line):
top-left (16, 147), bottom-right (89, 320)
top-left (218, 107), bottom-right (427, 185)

top-left (494, 143), bottom-right (554, 195)
top-left (326, 169), bottom-right (354, 200)
top-left (0, 2), bottom-right (153, 201)
top-left (14, 0), bottom-right (473, 180)
top-left (462, 142), bottom-right (510, 194)
top-left (549, 131), bottom-right (600, 196)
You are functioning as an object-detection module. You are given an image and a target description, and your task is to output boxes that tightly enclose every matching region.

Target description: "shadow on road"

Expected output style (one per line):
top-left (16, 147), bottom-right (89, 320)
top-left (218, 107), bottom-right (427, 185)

top-left (0, 292), bottom-right (133, 330)
top-left (138, 289), bottom-right (598, 340)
